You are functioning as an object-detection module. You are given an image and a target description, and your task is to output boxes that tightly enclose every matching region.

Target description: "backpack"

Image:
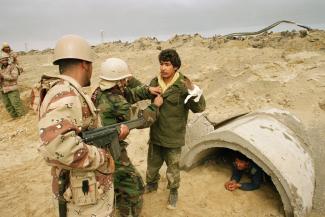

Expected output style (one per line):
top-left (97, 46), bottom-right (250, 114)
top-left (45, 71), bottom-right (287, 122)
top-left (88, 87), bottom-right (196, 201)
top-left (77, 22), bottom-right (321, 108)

top-left (30, 74), bottom-right (60, 113)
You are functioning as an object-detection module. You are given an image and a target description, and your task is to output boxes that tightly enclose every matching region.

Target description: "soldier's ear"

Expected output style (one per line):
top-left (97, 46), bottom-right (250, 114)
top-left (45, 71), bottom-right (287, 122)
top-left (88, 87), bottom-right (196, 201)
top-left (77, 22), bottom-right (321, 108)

top-left (81, 61), bottom-right (92, 71)
top-left (81, 61), bottom-right (88, 68)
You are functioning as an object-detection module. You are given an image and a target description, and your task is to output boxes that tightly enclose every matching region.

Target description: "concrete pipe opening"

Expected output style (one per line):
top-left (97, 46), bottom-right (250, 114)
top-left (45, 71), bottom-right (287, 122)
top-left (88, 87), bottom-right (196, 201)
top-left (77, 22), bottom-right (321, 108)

top-left (194, 147), bottom-right (285, 213)
top-left (180, 109), bottom-right (315, 217)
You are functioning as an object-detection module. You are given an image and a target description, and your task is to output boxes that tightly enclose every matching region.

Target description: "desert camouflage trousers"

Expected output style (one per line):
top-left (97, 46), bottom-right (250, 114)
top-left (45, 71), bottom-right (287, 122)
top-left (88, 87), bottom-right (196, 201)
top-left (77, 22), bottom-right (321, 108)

top-left (146, 144), bottom-right (181, 190)
top-left (1, 89), bottom-right (25, 118)
top-left (114, 160), bottom-right (144, 217)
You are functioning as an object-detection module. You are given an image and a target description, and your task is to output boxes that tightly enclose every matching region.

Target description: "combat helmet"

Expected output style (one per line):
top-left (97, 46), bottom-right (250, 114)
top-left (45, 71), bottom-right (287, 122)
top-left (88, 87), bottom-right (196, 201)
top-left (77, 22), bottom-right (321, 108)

top-left (100, 58), bottom-right (132, 81)
top-left (53, 34), bottom-right (94, 65)
top-left (2, 42), bottom-right (10, 50)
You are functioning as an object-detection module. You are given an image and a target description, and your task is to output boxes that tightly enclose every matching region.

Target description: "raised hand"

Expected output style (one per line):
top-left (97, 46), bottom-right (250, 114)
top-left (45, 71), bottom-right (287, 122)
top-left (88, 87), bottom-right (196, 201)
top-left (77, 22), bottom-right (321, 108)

top-left (118, 124), bottom-right (130, 140)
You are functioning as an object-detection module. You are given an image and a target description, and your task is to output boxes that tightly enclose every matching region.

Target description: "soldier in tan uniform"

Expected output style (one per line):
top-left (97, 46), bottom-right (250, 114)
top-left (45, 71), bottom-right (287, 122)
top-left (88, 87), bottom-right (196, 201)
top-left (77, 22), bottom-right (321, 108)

top-left (1, 42), bottom-right (23, 73)
top-left (38, 35), bottom-right (116, 217)
top-left (0, 52), bottom-right (25, 118)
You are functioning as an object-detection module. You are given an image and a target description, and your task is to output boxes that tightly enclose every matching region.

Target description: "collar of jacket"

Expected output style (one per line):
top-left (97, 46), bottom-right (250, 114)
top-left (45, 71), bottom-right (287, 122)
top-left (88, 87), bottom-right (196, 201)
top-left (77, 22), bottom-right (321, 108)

top-left (158, 72), bottom-right (179, 93)
top-left (158, 72), bottom-right (186, 98)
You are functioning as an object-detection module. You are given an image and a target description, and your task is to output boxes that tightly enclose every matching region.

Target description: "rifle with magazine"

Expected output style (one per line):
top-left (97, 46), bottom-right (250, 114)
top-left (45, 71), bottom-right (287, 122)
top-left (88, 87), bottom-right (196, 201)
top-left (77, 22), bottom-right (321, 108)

top-left (57, 115), bottom-right (144, 217)
top-left (81, 115), bottom-right (145, 160)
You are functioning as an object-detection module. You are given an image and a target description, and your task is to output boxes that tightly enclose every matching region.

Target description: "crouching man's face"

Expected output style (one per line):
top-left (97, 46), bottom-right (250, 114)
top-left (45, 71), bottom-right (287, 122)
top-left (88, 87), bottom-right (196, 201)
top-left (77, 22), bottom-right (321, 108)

top-left (235, 158), bottom-right (249, 171)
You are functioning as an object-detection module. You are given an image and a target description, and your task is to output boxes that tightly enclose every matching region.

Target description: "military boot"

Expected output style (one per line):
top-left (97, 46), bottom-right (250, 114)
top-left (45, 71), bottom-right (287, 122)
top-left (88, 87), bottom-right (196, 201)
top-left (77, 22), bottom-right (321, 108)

top-left (144, 182), bottom-right (158, 193)
top-left (167, 188), bottom-right (178, 209)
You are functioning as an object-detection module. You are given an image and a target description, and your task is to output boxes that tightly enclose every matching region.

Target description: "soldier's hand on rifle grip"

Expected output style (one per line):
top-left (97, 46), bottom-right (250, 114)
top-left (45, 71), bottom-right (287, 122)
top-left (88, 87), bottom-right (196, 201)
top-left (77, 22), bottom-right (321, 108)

top-left (118, 124), bottom-right (129, 140)
top-left (154, 94), bottom-right (163, 107)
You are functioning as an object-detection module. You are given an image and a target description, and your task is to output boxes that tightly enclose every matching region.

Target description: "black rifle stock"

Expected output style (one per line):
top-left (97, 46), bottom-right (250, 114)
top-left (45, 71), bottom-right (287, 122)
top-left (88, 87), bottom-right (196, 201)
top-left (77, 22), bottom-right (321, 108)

top-left (81, 117), bottom-right (145, 160)
top-left (58, 170), bottom-right (69, 217)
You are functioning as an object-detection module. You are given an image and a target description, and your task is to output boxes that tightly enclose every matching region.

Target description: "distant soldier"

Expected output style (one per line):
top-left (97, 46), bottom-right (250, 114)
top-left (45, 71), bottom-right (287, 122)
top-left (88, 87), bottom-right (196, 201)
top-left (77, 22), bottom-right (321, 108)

top-left (91, 58), bottom-right (163, 217)
top-left (0, 52), bottom-right (25, 118)
top-left (38, 35), bottom-right (115, 217)
top-left (145, 49), bottom-right (206, 209)
top-left (1, 42), bottom-right (23, 73)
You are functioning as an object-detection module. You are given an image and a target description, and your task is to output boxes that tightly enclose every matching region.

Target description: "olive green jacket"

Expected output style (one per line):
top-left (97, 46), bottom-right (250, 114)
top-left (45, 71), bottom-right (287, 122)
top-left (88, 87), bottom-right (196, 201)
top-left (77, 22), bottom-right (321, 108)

top-left (122, 73), bottom-right (206, 148)
top-left (149, 72), bottom-right (206, 148)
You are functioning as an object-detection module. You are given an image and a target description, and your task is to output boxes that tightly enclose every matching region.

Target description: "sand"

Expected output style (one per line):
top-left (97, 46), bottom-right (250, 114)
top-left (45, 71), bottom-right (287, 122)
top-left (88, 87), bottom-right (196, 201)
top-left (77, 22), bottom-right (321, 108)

top-left (0, 29), bottom-right (324, 217)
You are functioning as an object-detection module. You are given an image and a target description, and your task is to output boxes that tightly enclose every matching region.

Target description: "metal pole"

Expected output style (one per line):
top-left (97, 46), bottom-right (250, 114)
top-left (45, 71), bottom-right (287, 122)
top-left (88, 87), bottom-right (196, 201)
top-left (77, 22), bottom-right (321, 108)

top-left (100, 29), bottom-right (104, 43)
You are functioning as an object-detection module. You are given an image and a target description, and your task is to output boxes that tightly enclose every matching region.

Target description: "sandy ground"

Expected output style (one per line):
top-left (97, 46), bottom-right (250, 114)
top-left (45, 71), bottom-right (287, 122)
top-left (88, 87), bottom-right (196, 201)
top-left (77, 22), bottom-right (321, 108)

top-left (0, 29), bottom-right (324, 217)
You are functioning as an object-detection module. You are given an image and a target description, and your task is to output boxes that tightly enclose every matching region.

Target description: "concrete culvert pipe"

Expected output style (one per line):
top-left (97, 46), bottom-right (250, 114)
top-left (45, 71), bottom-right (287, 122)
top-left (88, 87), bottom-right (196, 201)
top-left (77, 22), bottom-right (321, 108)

top-left (180, 108), bottom-right (315, 217)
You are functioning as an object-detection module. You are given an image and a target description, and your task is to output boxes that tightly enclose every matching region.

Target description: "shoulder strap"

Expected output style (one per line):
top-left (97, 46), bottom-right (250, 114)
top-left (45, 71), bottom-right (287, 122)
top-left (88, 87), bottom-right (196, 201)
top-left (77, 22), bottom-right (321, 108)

top-left (91, 87), bottom-right (102, 107)
top-left (32, 75), bottom-right (61, 116)
top-left (40, 74), bottom-right (97, 117)
top-left (57, 75), bottom-right (98, 118)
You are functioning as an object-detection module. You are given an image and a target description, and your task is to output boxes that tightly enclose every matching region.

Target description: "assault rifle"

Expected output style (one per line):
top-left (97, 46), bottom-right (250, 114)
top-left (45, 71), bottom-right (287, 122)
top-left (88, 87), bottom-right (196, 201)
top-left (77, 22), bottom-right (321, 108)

top-left (57, 117), bottom-right (146, 217)
top-left (81, 116), bottom-right (145, 160)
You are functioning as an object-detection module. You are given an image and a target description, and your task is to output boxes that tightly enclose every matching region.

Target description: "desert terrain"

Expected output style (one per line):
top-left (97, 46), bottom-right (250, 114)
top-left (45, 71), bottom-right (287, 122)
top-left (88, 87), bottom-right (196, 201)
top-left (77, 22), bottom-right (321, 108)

top-left (0, 29), bottom-right (324, 217)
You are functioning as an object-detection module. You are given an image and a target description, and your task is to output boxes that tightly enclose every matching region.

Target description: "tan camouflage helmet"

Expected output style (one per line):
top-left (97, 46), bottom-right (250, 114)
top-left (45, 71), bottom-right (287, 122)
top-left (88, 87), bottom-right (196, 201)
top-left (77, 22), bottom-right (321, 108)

top-left (53, 34), bottom-right (94, 65)
top-left (0, 51), bottom-right (10, 60)
top-left (2, 42), bottom-right (10, 50)
top-left (100, 58), bottom-right (132, 81)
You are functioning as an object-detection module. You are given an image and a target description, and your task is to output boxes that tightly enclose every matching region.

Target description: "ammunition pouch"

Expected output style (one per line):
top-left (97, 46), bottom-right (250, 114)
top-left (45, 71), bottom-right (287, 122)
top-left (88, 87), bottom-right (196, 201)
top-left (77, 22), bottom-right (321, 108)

top-left (70, 170), bottom-right (99, 206)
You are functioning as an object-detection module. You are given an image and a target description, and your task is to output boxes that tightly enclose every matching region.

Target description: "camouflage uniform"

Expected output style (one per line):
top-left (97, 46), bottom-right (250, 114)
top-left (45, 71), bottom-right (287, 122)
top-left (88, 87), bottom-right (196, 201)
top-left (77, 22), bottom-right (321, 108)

top-left (8, 51), bottom-right (24, 74)
top-left (0, 63), bottom-right (25, 117)
top-left (38, 74), bottom-right (115, 217)
top-left (92, 81), bottom-right (158, 217)
top-left (1, 43), bottom-right (23, 74)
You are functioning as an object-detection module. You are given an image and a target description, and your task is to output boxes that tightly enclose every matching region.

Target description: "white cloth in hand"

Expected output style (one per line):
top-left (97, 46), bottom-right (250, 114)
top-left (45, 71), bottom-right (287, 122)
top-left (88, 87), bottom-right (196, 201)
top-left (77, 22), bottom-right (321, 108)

top-left (184, 84), bottom-right (203, 104)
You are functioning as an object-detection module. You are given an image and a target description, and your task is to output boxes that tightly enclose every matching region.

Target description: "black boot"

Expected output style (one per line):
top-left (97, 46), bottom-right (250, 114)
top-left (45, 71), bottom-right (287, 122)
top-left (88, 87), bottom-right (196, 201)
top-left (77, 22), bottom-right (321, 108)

top-left (144, 182), bottom-right (158, 193)
top-left (167, 188), bottom-right (178, 209)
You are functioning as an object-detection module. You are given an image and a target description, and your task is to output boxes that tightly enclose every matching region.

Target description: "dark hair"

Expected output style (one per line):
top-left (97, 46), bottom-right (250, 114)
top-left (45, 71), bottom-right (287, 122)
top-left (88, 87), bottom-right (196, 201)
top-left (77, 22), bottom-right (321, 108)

top-left (235, 152), bottom-right (249, 162)
top-left (158, 49), bottom-right (181, 70)
top-left (57, 58), bottom-right (84, 74)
